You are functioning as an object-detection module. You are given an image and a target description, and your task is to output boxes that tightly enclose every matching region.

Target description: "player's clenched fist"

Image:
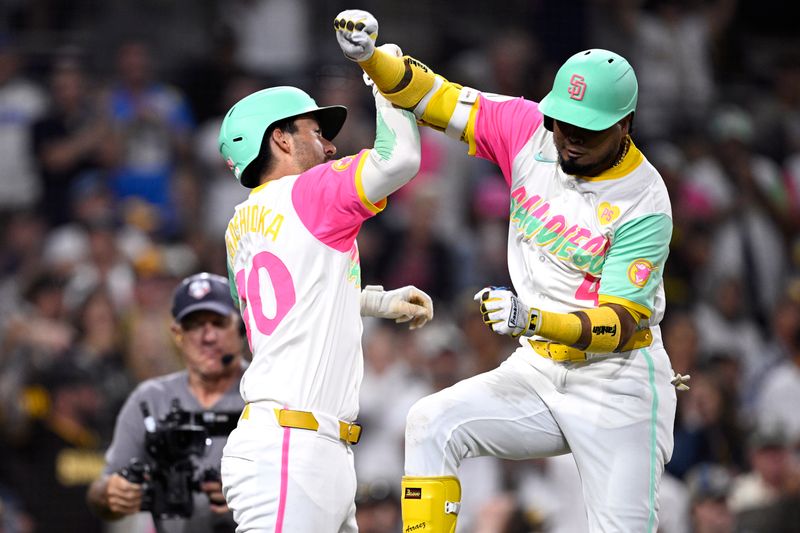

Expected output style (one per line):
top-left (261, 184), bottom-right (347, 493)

top-left (334, 9), bottom-right (378, 62)
top-left (361, 285), bottom-right (433, 329)
top-left (474, 287), bottom-right (540, 338)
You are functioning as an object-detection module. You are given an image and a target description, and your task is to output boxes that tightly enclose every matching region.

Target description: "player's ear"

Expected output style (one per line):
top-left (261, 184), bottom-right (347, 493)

top-left (271, 128), bottom-right (292, 154)
top-left (171, 323), bottom-right (184, 344)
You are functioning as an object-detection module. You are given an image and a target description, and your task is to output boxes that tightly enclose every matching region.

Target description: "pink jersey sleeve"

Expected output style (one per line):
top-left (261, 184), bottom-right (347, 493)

top-left (292, 149), bottom-right (386, 252)
top-left (474, 97), bottom-right (544, 186)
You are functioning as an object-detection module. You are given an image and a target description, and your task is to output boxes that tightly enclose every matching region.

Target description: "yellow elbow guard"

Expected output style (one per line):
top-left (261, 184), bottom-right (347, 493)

top-left (359, 49), bottom-right (478, 143)
top-left (418, 81), bottom-right (460, 131)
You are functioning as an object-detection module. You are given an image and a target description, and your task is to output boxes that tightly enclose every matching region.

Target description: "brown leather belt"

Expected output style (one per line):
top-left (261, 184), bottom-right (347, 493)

top-left (528, 327), bottom-right (653, 362)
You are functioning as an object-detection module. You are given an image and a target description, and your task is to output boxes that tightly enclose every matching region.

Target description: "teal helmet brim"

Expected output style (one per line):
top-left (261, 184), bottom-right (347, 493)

top-left (239, 104), bottom-right (347, 187)
top-left (539, 93), bottom-right (629, 131)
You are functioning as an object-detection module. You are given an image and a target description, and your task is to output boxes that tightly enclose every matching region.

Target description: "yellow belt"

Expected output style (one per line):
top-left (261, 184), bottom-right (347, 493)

top-left (240, 405), bottom-right (362, 444)
top-left (528, 327), bottom-right (653, 363)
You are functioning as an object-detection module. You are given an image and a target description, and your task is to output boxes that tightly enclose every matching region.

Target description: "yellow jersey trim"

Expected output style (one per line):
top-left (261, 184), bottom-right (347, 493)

top-left (354, 150), bottom-right (387, 214)
top-left (579, 138), bottom-right (643, 182)
top-left (249, 180), bottom-right (274, 196)
top-left (598, 294), bottom-right (651, 319)
top-left (465, 99), bottom-right (480, 156)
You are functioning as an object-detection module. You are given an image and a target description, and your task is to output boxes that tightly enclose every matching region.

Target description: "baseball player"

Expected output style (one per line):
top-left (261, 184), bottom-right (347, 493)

top-left (335, 9), bottom-right (688, 533)
top-left (217, 73), bottom-right (434, 530)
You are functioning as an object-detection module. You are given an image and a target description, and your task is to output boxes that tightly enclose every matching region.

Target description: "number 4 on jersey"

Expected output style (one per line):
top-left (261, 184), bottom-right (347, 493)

top-left (575, 273), bottom-right (600, 305)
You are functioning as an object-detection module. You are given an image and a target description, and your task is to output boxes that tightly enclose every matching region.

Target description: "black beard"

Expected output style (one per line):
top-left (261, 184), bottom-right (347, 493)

top-left (558, 153), bottom-right (597, 176)
top-left (557, 148), bottom-right (619, 177)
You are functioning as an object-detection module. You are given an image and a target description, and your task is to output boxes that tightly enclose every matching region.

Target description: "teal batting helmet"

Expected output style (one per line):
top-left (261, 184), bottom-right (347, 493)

top-left (539, 49), bottom-right (638, 131)
top-left (218, 86), bottom-right (347, 188)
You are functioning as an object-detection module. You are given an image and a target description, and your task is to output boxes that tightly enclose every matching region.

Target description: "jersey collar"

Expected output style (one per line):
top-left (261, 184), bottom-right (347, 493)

top-left (249, 179), bottom-right (276, 196)
top-left (578, 137), bottom-right (643, 182)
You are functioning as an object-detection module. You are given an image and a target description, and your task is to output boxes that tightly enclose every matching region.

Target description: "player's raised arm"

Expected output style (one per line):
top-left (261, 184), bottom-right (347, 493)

top-left (360, 44), bottom-right (423, 204)
top-left (331, 11), bottom-right (422, 204)
top-left (335, 9), bottom-right (480, 145)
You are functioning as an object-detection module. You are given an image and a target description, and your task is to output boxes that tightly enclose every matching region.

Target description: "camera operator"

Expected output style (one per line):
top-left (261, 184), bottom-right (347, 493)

top-left (87, 272), bottom-right (245, 532)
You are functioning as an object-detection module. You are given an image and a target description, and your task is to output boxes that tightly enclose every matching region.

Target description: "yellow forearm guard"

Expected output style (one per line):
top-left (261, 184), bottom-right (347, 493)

top-left (359, 51), bottom-right (437, 110)
top-left (537, 306), bottom-right (624, 353)
top-left (536, 310), bottom-right (582, 346)
top-left (358, 49), bottom-right (406, 93)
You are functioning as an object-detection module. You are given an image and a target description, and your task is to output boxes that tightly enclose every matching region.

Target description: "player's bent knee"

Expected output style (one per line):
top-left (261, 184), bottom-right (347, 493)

top-left (405, 394), bottom-right (446, 446)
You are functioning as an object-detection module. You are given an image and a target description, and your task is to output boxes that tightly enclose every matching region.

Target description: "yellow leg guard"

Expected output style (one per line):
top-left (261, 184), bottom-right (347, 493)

top-left (401, 476), bottom-right (461, 533)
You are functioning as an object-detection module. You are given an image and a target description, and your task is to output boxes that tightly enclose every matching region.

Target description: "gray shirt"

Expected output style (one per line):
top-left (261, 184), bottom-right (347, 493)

top-left (103, 370), bottom-right (244, 533)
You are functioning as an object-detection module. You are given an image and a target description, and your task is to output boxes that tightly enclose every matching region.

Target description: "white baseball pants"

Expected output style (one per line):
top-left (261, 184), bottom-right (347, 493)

top-left (221, 401), bottom-right (358, 533)
top-left (405, 340), bottom-right (677, 533)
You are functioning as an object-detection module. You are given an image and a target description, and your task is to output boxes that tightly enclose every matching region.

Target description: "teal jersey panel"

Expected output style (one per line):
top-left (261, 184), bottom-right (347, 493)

top-left (598, 213), bottom-right (672, 314)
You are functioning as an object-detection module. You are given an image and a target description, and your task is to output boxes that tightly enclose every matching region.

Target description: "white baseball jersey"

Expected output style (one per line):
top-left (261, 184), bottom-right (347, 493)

top-left (469, 95), bottom-right (671, 341)
top-left (225, 150), bottom-right (383, 422)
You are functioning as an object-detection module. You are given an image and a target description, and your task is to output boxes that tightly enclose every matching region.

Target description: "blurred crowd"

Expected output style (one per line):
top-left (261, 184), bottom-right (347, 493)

top-left (0, 0), bottom-right (799, 532)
